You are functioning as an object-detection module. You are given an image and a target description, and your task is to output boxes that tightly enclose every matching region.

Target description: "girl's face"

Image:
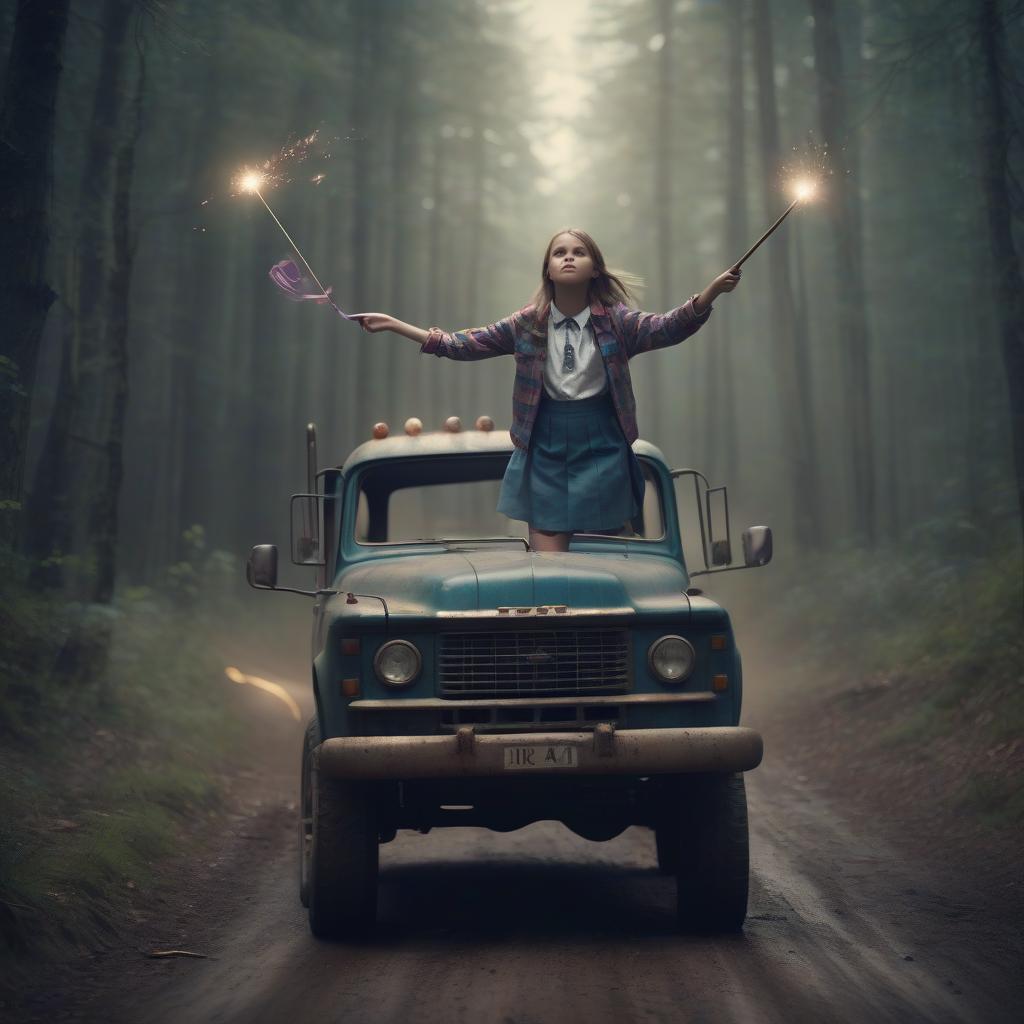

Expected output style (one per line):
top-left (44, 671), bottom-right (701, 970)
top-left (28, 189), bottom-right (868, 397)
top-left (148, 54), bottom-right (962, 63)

top-left (546, 232), bottom-right (597, 287)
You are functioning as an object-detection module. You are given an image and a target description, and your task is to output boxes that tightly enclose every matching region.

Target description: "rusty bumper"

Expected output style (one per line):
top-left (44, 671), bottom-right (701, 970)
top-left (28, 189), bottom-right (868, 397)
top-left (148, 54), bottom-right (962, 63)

top-left (315, 726), bottom-right (763, 780)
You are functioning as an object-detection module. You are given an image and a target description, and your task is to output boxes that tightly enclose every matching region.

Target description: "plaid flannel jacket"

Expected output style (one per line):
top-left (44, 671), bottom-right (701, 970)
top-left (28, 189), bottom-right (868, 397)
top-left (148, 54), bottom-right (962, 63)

top-left (421, 297), bottom-right (712, 450)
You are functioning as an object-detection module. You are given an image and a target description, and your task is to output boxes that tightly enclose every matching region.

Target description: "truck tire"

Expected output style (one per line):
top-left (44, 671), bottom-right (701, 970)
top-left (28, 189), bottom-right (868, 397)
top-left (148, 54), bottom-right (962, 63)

top-left (298, 717), bottom-right (319, 907)
top-left (672, 773), bottom-right (749, 933)
top-left (307, 760), bottom-right (379, 940)
top-left (654, 824), bottom-right (677, 875)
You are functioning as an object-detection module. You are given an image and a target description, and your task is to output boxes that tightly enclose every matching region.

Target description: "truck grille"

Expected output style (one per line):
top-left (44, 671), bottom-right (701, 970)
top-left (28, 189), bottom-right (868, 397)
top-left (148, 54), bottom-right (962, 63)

top-left (439, 629), bottom-right (630, 698)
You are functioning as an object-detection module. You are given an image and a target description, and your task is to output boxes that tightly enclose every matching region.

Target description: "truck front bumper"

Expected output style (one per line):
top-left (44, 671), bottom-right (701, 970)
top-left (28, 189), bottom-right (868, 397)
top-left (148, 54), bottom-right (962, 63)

top-left (315, 726), bottom-right (763, 780)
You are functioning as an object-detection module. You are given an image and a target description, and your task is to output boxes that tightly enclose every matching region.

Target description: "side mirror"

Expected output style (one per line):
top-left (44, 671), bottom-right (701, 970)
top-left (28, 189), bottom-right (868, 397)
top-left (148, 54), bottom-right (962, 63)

top-left (742, 526), bottom-right (773, 567)
top-left (247, 544), bottom-right (279, 589)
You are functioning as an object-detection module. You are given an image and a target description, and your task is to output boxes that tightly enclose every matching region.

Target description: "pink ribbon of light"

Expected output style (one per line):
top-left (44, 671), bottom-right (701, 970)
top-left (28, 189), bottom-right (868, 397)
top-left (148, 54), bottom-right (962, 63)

top-left (268, 258), bottom-right (363, 321)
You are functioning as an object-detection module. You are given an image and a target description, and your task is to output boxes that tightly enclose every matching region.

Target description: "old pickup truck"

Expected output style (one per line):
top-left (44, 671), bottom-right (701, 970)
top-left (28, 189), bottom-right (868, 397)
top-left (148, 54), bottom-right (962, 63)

top-left (247, 416), bottom-right (771, 940)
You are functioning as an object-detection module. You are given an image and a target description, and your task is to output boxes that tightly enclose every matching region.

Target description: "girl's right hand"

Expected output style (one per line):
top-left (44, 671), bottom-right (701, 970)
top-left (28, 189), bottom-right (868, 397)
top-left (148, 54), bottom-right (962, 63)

top-left (352, 313), bottom-right (397, 334)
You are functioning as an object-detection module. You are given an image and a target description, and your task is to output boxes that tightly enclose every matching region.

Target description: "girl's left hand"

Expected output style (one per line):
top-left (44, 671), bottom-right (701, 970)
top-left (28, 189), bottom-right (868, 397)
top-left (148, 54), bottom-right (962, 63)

top-left (714, 267), bottom-right (742, 295)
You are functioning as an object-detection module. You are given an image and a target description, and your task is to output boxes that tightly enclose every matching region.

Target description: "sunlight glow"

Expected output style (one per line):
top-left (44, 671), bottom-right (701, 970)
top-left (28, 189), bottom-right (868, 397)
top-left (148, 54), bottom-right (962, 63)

top-left (518, 0), bottom-right (593, 185)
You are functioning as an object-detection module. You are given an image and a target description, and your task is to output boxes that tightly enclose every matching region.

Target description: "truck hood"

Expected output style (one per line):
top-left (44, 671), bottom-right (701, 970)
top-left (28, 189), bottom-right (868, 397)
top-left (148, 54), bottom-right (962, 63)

top-left (334, 549), bottom-right (690, 618)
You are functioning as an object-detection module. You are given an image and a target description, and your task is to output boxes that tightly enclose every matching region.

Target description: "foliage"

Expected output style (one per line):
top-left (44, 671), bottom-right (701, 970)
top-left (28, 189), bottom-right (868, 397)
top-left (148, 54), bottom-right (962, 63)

top-left (0, 538), bottom-right (244, 959)
top-left (759, 529), bottom-right (1022, 688)
top-left (736, 523), bottom-right (1023, 831)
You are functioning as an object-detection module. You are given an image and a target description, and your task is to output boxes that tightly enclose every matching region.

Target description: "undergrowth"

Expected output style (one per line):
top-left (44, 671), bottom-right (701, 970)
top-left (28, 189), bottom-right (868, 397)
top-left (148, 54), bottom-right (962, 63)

top-left (0, 534), bottom-right (245, 962)
top-left (748, 531), bottom-right (1022, 699)
top-left (734, 527), bottom-right (1024, 828)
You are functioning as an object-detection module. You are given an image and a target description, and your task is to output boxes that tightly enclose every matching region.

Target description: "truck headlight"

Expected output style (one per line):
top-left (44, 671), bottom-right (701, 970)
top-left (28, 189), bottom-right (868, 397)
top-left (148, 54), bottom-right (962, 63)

top-left (374, 640), bottom-right (421, 687)
top-left (648, 635), bottom-right (695, 684)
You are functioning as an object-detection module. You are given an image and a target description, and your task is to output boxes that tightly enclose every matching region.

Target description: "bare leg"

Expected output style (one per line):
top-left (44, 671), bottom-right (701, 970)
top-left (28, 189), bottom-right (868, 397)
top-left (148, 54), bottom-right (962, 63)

top-left (529, 527), bottom-right (572, 552)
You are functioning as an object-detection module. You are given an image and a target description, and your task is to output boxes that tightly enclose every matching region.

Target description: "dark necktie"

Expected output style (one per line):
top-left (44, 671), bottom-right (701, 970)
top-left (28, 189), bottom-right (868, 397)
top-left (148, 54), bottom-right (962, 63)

top-left (555, 317), bottom-right (580, 373)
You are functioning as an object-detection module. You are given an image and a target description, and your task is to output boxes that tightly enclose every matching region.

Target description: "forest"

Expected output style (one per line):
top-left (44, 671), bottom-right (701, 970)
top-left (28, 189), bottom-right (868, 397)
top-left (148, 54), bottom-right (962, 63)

top-left (0, 2), bottom-right (1019, 606)
top-left (2, 0), bottom-right (1022, 606)
top-left (1, 0), bottom-right (1023, 989)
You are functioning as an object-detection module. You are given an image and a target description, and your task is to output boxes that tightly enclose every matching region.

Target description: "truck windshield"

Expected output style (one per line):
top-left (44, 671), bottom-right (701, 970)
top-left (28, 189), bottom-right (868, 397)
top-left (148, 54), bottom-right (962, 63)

top-left (353, 454), bottom-right (665, 545)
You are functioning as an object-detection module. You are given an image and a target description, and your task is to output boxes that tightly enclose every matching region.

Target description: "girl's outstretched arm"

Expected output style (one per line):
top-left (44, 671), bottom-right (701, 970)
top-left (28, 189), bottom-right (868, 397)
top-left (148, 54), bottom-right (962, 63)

top-left (619, 267), bottom-right (741, 356)
top-left (354, 310), bottom-right (523, 361)
top-left (693, 267), bottom-right (741, 316)
top-left (352, 313), bottom-right (428, 345)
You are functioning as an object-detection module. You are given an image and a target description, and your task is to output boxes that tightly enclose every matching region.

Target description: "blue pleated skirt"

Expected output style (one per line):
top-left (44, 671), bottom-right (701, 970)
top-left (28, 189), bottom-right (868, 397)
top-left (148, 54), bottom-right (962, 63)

top-left (497, 392), bottom-right (645, 533)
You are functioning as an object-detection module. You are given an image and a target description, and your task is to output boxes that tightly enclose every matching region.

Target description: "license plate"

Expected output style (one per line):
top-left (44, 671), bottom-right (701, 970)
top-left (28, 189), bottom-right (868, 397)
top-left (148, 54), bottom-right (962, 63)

top-left (503, 744), bottom-right (578, 770)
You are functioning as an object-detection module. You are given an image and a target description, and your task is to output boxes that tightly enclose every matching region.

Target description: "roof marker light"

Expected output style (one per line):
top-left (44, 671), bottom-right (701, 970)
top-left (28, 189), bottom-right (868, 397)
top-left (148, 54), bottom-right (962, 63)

top-left (372, 422), bottom-right (389, 439)
top-left (405, 417), bottom-right (423, 436)
top-left (444, 416), bottom-right (462, 433)
top-left (475, 415), bottom-right (495, 432)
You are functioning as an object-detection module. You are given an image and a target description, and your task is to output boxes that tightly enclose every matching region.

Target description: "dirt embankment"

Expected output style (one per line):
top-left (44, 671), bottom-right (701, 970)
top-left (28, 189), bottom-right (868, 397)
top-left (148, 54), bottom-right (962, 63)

top-left (743, 628), bottom-right (1024, 931)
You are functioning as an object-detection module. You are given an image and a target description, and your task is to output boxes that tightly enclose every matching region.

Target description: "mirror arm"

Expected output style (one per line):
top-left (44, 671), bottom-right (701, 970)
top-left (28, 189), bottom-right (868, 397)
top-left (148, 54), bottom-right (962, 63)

top-left (690, 564), bottom-right (765, 578)
top-left (249, 582), bottom-right (338, 598)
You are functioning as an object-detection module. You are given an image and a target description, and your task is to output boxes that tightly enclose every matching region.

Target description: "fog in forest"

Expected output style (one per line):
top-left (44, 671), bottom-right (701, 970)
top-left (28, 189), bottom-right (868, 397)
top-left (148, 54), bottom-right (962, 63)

top-left (5, 0), bottom-right (1020, 595)
top-left (4, 3), bottom-right (1024, 1012)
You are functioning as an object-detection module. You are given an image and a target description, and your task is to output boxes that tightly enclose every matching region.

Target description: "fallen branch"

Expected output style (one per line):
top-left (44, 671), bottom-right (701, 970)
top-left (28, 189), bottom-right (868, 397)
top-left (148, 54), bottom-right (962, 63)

top-left (147, 949), bottom-right (209, 959)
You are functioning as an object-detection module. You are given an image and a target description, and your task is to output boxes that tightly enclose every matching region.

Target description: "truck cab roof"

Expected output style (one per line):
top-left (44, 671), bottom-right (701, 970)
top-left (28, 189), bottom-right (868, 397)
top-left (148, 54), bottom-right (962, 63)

top-left (339, 428), bottom-right (670, 476)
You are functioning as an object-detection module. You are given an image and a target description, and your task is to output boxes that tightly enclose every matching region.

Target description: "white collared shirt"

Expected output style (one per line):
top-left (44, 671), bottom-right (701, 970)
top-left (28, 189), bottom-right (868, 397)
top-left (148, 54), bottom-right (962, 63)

top-left (543, 301), bottom-right (608, 400)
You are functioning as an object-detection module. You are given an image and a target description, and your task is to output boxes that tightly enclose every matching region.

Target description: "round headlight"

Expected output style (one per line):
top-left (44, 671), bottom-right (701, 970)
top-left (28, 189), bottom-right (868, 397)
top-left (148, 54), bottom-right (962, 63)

top-left (374, 640), bottom-right (421, 687)
top-left (648, 635), bottom-right (695, 684)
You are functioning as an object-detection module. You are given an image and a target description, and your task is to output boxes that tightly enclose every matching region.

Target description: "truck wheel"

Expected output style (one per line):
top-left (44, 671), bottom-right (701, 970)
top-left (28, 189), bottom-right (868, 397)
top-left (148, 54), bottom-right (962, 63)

top-left (298, 717), bottom-right (320, 908)
top-left (307, 764), bottom-right (379, 940)
top-left (654, 825), bottom-right (677, 875)
top-left (673, 773), bottom-right (749, 933)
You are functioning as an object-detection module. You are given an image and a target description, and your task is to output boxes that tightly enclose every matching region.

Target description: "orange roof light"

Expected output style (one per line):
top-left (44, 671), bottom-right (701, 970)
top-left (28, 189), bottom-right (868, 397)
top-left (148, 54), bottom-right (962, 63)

top-left (372, 422), bottom-right (389, 439)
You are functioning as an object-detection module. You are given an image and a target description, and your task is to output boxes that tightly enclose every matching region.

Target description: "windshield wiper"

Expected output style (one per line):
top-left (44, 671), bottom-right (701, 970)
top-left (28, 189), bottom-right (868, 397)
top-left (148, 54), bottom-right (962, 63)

top-left (435, 537), bottom-right (530, 550)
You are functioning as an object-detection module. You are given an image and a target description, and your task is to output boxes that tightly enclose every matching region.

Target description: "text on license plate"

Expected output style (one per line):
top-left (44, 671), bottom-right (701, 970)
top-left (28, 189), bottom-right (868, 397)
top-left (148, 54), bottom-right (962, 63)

top-left (503, 744), bottom-right (578, 770)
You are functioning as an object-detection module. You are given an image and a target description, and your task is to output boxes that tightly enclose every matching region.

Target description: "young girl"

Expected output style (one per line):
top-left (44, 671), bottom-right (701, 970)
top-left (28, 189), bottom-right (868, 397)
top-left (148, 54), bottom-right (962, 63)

top-left (354, 228), bottom-right (740, 552)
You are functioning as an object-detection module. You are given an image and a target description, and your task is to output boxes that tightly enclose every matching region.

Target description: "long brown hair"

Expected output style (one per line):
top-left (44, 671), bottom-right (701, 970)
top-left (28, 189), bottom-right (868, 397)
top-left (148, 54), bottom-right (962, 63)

top-left (527, 228), bottom-right (642, 336)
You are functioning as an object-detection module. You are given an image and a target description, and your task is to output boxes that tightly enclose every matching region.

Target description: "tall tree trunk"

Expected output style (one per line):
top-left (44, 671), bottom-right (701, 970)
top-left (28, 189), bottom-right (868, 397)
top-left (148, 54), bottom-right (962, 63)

top-left (24, 280), bottom-right (75, 587)
top-left (0, 0), bottom-right (71, 539)
top-left (23, 0), bottom-right (133, 582)
top-left (465, 107), bottom-right (486, 327)
top-left (55, 35), bottom-right (144, 686)
top-left (169, 7), bottom-right (225, 552)
top-left (348, 2), bottom-right (373, 441)
top-left (714, 0), bottom-right (748, 484)
top-left (809, 0), bottom-right (876, 544)
top-left (427, 129), bottom-right (445, 327)
top-left (975, 0), bottom-right (1024, 591)
top-left (654, 0), bottom-right (673, 311)
top-left (89, 49), bottom-right (145, 606)
top-left (389, 44), bottom-right (418, 321)
top-left (751, 0), bottom-right (821, 546)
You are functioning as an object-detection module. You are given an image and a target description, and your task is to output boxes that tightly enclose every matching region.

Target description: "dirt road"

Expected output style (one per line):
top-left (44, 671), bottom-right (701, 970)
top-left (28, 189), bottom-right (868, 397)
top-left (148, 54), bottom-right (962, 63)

top-left (95, 674), bottom-right (1020, 1024)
